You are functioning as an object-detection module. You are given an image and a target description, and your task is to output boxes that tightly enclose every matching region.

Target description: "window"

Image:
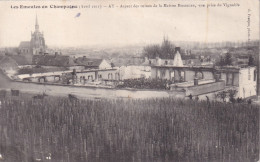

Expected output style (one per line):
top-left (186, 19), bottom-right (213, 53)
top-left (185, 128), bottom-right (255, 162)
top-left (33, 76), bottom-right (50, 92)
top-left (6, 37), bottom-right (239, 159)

top-left (226, 73), bottom-right (233, 85)
top-left (248, 68), bottom-right (251, 80)
top-left (254, 70), bottom-right (256, 81)
top-left (196, 71), bottom-right (203, 79)
top-left (165, 61), bottom-right (168, 65)
top-left (108, 73), bottom-right (113, 80)
top-left (162, 71), bottom-right (165, 77)
top-left (88, 75), bottom-right (93, 80)
top-left (115, 73), bottom-right (120, 80)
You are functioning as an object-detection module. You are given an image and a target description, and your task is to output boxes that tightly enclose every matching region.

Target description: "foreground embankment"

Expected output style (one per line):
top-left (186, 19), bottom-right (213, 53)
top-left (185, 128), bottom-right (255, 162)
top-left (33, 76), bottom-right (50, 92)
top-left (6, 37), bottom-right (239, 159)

top-left (0, 97), bottom-right (258, 162)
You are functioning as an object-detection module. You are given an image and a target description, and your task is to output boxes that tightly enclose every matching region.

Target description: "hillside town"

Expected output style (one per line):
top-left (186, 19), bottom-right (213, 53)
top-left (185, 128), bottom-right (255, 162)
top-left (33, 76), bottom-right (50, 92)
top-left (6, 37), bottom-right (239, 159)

top-left (0, 3), bottom-right (259, 161)
top-left (0, 16), bottom-right (258, 102)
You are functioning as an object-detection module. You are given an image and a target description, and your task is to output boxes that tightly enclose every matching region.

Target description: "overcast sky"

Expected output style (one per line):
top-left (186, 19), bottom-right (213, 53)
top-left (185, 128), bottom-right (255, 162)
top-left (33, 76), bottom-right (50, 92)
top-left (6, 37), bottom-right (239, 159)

top-left (0, 0), bottom-right (258, 47)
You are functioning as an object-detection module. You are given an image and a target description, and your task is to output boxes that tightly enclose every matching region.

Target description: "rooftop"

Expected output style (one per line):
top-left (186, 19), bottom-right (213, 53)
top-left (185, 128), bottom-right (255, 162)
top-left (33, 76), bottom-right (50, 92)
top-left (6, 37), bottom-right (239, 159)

top-left (32, 54), bottom-right (75, 67)
top-left (19, 41), bottom-right (31, 48)
top-left (10, 55), bottom-right (30, 65)
top-left (75, 57), bottom-right (103, 67)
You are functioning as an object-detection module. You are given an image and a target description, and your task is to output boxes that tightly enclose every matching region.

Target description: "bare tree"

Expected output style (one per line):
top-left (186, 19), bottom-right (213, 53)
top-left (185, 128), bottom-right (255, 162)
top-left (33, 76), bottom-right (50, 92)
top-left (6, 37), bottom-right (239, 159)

top-left (143, 37), bottom-right (175, 59)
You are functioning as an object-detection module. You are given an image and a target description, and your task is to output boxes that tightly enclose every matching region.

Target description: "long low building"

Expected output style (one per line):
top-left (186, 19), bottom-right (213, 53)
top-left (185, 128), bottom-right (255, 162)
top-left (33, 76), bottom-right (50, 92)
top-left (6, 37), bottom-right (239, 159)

top-left (16, 68), bottom-right (118, 84)
top-left (151, 65), bottom-right (256, 98)
top-left (75, 68), bottom-right (119, 83)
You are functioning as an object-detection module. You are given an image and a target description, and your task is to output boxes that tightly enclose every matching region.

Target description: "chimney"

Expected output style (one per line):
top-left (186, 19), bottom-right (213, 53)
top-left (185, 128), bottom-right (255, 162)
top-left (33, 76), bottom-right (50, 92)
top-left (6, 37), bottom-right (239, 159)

top-left (175, 47), bottom-right (181, 53)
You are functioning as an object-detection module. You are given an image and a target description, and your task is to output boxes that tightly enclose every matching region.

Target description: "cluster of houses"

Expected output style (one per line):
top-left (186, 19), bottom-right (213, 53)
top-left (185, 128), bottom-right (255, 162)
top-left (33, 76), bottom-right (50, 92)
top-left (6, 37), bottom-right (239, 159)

top-left (0, 16), bottom-right (257, 100)
top-left (1, 45), bottom-right (256, 100)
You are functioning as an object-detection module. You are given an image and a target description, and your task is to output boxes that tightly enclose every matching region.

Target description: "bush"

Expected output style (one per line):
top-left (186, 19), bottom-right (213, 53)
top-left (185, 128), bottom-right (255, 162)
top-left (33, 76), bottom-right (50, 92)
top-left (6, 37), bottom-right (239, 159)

top-left (117, 78), bottom-right (172, 90)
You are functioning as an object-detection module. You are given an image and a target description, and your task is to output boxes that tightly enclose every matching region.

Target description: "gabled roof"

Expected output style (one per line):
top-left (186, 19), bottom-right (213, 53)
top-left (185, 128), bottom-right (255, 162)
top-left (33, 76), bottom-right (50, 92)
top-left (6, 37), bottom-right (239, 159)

top-left (19, 41), bottom-right (31, 48)
top-left (75, 57), bottom-right (103, 67)
top-left (32, 54), bottom-right (75, 67)
top-left (10, 55), bottom-right (30, 65)
top-left (0, 55), bottom-right (29, 66)
top-left (0, 56), bottom-right (19, 69)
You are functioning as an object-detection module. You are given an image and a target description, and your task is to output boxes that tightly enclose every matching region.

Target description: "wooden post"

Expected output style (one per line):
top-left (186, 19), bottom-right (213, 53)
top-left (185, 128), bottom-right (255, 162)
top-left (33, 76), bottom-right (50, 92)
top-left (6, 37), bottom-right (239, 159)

top-left (257, 0), bottom-right (260, 100)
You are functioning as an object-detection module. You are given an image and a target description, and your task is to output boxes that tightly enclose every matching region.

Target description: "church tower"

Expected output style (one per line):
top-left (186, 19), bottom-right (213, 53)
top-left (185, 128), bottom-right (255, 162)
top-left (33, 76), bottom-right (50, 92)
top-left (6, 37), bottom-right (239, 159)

top-left (30, 15), bottom-right (46, 55)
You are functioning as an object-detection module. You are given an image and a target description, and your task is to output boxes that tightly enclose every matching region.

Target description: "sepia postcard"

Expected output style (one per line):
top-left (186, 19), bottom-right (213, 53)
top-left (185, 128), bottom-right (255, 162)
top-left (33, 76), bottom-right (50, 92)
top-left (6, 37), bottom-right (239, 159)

top-left (0, 0), bottom-right (259, 161)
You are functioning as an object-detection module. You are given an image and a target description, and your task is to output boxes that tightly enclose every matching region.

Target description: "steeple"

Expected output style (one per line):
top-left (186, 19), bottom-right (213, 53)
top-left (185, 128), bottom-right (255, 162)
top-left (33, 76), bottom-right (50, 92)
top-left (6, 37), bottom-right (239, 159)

top-left (35, 15), bottom-right (39, 32)
top-left (30, 14), bottom-right (46, 55)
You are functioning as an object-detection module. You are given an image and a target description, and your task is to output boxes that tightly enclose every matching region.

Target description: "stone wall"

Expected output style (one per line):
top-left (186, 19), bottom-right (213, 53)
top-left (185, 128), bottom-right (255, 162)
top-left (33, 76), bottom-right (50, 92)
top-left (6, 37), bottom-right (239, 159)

top-left (171, 81), bottom-right (225, 96)
top-left (6, 81), bottom-right (185, 99)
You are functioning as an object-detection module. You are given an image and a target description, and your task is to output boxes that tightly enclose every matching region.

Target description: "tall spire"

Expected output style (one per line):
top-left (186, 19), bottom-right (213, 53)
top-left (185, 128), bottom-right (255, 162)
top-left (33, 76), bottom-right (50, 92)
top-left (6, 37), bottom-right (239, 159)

top-left (35, 14), bottom-right (39, 31)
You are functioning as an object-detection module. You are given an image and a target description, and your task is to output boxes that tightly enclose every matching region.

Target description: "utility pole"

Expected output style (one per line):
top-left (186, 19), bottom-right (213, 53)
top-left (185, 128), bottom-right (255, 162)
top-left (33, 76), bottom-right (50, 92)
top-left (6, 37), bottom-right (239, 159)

top-left (256, 0), bottom-right (260, 162)
top-left (258, 28), bottom-right (260, 100)
top-left (258, 0), bottom-right (260, 100)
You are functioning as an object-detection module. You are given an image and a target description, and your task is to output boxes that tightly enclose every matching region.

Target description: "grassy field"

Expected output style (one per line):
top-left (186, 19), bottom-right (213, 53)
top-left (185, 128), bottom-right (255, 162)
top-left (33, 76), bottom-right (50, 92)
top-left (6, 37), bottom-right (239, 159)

top-left (0, 96), bottom-right (258, 162)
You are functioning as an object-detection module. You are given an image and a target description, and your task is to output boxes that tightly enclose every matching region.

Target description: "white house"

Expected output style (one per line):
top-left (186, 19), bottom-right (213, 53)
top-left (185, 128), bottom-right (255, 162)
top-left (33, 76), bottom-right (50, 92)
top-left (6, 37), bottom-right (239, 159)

top-left (75, 57), bottom-right (111, 69)
top-left (119, 65), bottom-right (151, 80)
top-left (237, 67), bottom-right (256, 98)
